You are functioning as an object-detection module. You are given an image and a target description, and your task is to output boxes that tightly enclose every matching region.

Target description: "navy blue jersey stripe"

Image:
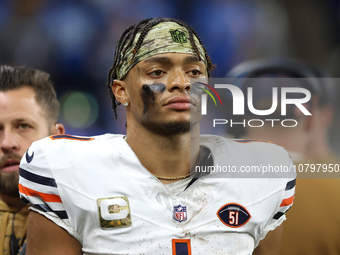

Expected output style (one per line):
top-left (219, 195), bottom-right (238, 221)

top-left (273, 211), bottom-right (284, 220)
top-left (19, 168), bottom-right (57, 188)
top-left (34, 203), bottom-right (52, 212)
top-left (273, 207), bottom-right (292, 220)
top-left (285, 179), bottom-right (296, 191)
top-left (233, 139), bottom-right (254, 143)
top-left (51, 134), bottom-right (93, 140)
top-left (33, 204), bottom-right (68, 219)
top-left (232, 139), bottom-right (271, 143)
top-left (55, 210), bottom-right (69, 219)
top-left (21, 197), bottom-right (30, 205)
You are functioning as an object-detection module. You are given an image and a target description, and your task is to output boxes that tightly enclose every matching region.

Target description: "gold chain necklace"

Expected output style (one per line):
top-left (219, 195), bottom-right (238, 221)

top-left (153, 172), bottom-right (191, 180)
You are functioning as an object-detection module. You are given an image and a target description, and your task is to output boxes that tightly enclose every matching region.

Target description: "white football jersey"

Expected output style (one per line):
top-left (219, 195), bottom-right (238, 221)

top-left (19, 134), bottom-right (295, 255)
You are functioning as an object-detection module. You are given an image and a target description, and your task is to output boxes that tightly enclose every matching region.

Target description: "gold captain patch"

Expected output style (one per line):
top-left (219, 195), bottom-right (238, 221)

top-left (97, 196), bottom-right (132, 229)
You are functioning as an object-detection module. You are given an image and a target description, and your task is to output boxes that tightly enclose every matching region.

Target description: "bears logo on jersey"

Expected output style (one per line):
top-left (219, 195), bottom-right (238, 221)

top-left (217, 203), bottom-right (251, 228)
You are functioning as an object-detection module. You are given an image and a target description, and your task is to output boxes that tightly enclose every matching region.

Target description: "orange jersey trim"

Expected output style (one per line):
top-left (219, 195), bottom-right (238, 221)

top-left (280, 195), bottom-right (294, 207)
top-left (172, 239), bottom-right (191, 255)
top-left (19, 184), bottom-right (62, 203)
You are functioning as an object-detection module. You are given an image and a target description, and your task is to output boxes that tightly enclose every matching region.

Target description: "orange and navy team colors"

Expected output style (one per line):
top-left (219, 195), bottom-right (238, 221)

top-left (19, 134), bottom-right (295, 254)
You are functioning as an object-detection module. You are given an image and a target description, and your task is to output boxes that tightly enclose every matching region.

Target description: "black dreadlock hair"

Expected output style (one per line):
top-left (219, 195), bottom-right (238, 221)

top-left (107, 17), bottom-right (216, 119)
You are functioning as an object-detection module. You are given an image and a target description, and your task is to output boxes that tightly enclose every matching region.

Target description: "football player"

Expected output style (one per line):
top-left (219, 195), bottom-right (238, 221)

top-left (19, 18), bottom-right (295, 254)
top-left (0, 65), bottom-right (65, 255)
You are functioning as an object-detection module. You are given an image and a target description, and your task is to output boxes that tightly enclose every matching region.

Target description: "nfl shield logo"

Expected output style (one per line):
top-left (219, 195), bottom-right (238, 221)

top-left (173, 205), bottom-right (187, 222)
top-left (169, 29), bottom-right (187, 43)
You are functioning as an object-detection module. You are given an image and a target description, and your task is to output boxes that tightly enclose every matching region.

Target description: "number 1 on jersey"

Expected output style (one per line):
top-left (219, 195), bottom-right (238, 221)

top-left (172, 239), bottom-right (191, 255)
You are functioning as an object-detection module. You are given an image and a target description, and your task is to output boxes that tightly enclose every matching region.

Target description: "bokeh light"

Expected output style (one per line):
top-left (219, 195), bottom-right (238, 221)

top-left (60, 91), bottom-right (99, 128)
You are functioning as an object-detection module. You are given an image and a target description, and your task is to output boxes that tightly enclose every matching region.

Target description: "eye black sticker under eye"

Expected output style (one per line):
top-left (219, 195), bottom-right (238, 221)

top-left (141, 83), bottom-right (166, 114)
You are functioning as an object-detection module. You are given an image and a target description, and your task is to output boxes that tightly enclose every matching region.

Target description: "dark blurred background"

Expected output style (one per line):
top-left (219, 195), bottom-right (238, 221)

top-left (1, 0), bottom-right (339, 141)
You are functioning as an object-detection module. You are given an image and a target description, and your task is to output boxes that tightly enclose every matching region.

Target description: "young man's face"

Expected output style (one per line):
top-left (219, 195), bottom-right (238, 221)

top-left (121, 52), bottom-right (207, 135)
top-left (0, 86), bottom-right (52, 197)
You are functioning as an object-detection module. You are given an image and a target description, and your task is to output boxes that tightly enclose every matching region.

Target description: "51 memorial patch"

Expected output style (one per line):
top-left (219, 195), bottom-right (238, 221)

top-left (217, 203), bottom-right (251, 228)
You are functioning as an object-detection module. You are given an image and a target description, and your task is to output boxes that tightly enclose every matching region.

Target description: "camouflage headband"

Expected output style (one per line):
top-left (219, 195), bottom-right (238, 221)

top-left (116, 22), bottom-right (207, 80)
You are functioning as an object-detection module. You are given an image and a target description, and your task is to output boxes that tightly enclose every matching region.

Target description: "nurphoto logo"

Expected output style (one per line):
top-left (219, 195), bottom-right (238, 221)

top-left (195, 79), bottom-right (312, 129)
